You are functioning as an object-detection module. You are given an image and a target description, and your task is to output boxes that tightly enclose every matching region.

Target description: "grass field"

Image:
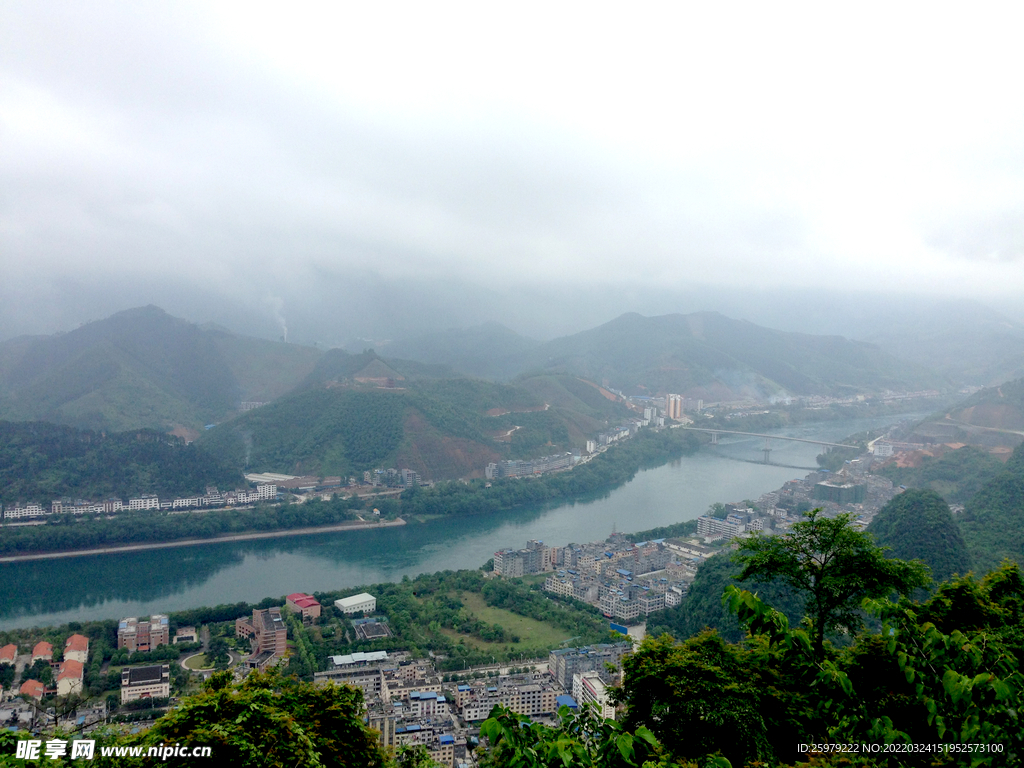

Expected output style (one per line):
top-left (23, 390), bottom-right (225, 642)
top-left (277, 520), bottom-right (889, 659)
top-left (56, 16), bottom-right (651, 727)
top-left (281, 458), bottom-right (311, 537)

top-left (438, 591), bottom-right (571, 651)
top-left (184, 654), bottom-right (212, 670)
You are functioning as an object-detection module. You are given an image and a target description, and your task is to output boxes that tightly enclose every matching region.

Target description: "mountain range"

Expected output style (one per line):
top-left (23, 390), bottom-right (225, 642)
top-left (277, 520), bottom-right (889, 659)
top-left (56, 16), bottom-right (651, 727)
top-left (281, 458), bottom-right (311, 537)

top-left (381, 311), bottom-right (942, 399)
top-left (0, 306), bottom-right (944, 437)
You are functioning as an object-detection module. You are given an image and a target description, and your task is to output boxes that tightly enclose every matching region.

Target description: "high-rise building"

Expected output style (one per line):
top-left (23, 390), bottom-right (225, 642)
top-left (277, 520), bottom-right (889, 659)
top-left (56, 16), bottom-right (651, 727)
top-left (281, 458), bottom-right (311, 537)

top-left (665, 394), bottom-right (683, 420)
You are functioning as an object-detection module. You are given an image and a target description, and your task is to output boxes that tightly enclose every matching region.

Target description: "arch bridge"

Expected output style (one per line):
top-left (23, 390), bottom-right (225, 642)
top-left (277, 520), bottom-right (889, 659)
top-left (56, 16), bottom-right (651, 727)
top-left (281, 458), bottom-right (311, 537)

top-left (682, 427), bottom-right (859, 464)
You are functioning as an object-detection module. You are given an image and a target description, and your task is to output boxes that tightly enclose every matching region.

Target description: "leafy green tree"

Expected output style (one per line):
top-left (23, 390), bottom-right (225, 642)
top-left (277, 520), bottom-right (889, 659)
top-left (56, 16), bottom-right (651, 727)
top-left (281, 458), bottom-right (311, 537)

top-left (207, 636), bottom-right (230, 669)
top-left (615, 632), bottom-right (773, 767)
top-left (91, 669), bottom-right (388, 767)
top-left (645, 551), bottom-right (803, 643)
top-left (736, 509), bottom-right (929, 659)
top-left (479, 703), bottom-right (674, 767)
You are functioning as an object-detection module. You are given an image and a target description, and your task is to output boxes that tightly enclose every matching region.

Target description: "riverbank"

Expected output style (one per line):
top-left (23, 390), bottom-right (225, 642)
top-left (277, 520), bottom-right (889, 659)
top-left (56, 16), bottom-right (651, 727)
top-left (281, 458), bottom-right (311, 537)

top-left (0, 517), bottom-right (406, 563)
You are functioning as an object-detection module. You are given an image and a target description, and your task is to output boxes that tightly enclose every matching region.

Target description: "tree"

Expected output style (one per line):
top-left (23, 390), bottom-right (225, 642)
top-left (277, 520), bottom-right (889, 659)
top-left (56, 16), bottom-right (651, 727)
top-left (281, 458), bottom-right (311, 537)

top-left (478, 703), bottom-right (674, 768)
top-left (616, 632), bottom-right (774, 767)
top-left (91, 669), bottom-right (388, 767)
top-left (736, 509), bottom-right (928, 659)
top-left (207, 636), bottom-right (230, 669)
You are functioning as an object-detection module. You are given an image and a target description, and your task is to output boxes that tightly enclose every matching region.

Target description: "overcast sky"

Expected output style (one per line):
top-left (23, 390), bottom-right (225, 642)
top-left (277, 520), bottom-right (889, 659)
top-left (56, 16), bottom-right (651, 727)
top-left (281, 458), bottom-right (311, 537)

top-left (2, 2), bottom-right (1023, 343)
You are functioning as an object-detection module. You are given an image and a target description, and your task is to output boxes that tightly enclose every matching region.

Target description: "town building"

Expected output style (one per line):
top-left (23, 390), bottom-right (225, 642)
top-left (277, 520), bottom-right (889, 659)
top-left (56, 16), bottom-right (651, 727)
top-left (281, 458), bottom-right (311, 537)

top-left (64, 634), bottom-right (89, 664)
top-left (814, 478), bottom-right (867, 505)
top-left (173, 627), bottom-right (198, 644)
top-left (120, 664), bottom-right (171, 704)
top-left (20, 680), bottom-right (45, 700)
top-left (286, 593), bottom-right (322, 621)
top-left (117, 615), bottom-right (170, 652)
top-left (334, 593), bottom-right (376, 615)
top-left (3, 503), bottom-right (46, 520)
top-left (236, 607), bottom-right (288, 670)
top-left (31, 642), bottom-right (52, 663)
top-left (548, 644), bottom-right (631, 690)
top-left (572, 671), bottom-right (616, 719)
top-left (0, 644), bottom-right (16, 666)
top-left (127, 494), bottom-right (160, 511)
top-left (56, 660), bottom-right (84, 697)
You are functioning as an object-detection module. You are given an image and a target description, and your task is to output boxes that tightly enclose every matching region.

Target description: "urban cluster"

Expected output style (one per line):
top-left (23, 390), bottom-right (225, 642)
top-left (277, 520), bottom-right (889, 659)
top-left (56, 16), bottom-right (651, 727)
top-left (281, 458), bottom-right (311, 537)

top-left (0, 583), bottom-right (641, 768)
top-left (493, 535), bottom-right (699, 624)
top-left (313, 641), bottom-right (632, 766)
top-left (0, 484), bottom-right (278, 522)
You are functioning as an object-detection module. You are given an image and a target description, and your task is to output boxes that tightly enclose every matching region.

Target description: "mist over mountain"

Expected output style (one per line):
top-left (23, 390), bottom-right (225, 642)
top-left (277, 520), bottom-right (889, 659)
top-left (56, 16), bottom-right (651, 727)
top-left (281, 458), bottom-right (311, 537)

top-left (0, 306), bottom-right (319, 433)
top-left (379, 310), bottom-right (944, 398)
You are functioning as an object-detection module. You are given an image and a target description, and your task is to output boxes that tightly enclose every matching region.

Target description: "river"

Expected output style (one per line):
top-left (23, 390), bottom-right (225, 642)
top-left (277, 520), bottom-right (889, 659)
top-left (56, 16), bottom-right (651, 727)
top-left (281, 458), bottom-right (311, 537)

top-left (0, 415), bottom-right (916, 630)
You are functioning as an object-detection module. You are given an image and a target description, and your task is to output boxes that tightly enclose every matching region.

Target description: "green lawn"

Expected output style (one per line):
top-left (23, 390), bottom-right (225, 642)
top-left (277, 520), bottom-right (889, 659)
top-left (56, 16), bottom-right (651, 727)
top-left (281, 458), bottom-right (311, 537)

top-left (444, 591), bottom-right (571, 650)
top-left (183, 654), bottom-right (212, 670)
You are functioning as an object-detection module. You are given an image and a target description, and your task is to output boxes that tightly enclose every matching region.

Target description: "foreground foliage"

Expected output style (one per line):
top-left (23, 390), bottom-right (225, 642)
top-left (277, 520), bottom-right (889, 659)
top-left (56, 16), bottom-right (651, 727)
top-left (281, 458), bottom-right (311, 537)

top-left (618, 564), bottom-right (1023, 767)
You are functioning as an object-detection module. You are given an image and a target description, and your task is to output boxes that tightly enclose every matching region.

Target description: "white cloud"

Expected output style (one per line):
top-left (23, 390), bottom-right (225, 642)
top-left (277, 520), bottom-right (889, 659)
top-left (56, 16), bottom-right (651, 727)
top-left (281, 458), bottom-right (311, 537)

top-left (2, 1), bottom-right (1024, 339)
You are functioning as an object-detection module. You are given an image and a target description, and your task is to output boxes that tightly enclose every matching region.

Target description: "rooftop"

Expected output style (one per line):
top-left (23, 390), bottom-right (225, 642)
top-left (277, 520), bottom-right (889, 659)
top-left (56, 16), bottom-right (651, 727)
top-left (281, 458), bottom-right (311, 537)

top-left (124, 665), bottom-right (167, 684)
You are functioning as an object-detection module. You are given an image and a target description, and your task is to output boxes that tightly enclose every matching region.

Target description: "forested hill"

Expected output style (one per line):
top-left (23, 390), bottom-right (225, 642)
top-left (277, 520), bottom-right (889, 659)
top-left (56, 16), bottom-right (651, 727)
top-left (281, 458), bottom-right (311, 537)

top-left (959, 441), bottom-right (1024, 573)
top-left (0, 306), bottom-right (320, 433)
top-left (0, 421), bottom-right (243, 506)
top-left (867, 489), bottom-right (972, 584)
top-left (197, 374), bottom-right (633, 480)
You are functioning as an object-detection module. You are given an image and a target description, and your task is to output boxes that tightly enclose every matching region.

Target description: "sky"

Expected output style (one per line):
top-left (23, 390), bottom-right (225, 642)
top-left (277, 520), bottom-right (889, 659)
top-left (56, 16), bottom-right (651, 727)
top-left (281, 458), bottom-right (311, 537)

top-left (2, 2), bottom-right (1024, 344)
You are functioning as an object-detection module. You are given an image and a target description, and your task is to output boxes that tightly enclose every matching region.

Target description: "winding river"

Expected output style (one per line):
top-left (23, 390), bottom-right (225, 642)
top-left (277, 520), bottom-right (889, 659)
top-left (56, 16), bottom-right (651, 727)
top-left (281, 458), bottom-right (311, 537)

top-left (0, 415), bottom-right (916, 630)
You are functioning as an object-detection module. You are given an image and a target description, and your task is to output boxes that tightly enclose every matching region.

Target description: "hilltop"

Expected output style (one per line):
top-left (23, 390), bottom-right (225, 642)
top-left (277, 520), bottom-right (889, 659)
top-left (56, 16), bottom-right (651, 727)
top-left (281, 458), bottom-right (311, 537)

top-left (386, 311), bottom-right (944, 398)
top-left (904, 376), bottom-right (1024, 448)
top-left (0, 306), bottom-right (321, 433)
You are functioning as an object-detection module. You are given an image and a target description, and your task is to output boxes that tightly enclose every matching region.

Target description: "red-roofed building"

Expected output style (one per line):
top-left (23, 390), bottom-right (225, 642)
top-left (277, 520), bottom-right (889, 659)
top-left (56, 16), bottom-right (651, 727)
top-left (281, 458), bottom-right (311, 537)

top-left (286, 592), bottom-right (322, 621)
top-left (57, 659), bottom-right (84, 697)
top-left (32, 641), bottom-right (53, 662)
top-left (0, 644), bottom-right (16, 666)
top-left (20, 679), bottom-right (45, 700)
top-left (64, 634), bottom-right (89, 663)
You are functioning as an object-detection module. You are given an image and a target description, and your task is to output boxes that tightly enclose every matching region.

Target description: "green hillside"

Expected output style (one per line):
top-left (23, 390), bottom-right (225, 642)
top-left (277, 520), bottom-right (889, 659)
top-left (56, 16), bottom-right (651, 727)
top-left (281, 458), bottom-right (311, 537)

top-left (197, 373), bottom-right (629, 480)
top-left (867, 489), bottom-right (972, 583)
top-left (0, 307), bottom-right (322, 432)
top-left (0, 420), bottom-right (243, 506)
top-left (959, 442), bottom-right (1024, 573)
top-left (877, 445), bottom-right (1006, 504)
top-left (510, 311), bottom-right (943, 398)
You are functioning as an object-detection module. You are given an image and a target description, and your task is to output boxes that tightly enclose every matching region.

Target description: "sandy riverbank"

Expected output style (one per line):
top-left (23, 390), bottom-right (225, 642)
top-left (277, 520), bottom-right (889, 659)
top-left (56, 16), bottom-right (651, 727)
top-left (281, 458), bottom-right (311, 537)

top-left (0, 517), bottom-right (406, 563)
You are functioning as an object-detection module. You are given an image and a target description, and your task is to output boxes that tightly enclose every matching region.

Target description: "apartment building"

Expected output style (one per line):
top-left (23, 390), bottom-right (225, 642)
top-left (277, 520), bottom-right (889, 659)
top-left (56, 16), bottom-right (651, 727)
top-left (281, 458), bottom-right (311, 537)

top-left (117, 615), bottom-right (170, 652)
top-left (56, 660), bottom-right (84, 697)
top-left (548, 643), bottom-right (631, 690)
top-left (64, 634), bottom-right (89, 664)
top-left (572, 672), bottom-right (615, 719)
top-left (236, 607), bottom-right (287, 670)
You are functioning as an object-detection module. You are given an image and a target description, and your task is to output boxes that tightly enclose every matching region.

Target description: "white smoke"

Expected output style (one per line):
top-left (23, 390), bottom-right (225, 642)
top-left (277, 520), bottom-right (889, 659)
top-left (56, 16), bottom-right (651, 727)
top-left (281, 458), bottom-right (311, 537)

top-left (266, 295), bottom-right (288, 343)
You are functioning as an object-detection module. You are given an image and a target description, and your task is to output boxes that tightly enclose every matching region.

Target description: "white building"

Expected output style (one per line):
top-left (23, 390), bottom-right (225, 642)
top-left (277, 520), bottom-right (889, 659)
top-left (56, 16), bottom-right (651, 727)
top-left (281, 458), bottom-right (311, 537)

top-left (572, 672), bottom-right (615, 719)
top-left (121, 664), bottom-right (171, 703)
top-left (127, 494), bottom-right (160, 511)
top-left (4, 503), bottom-right (46, 520)
top-left (335, 593), bottom-right (376, 615)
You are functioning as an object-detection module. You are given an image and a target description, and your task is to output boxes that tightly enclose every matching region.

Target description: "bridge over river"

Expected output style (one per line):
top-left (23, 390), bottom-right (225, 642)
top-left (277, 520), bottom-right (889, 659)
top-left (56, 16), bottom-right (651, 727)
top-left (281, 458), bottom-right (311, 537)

top-left (681, 426), bottom-right (858, 464)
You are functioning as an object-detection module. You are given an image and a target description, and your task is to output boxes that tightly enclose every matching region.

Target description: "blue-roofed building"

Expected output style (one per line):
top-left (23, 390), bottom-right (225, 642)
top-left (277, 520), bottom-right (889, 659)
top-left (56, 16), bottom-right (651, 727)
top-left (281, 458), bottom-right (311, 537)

top-left (555, 694), bottom-right (579, 710)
